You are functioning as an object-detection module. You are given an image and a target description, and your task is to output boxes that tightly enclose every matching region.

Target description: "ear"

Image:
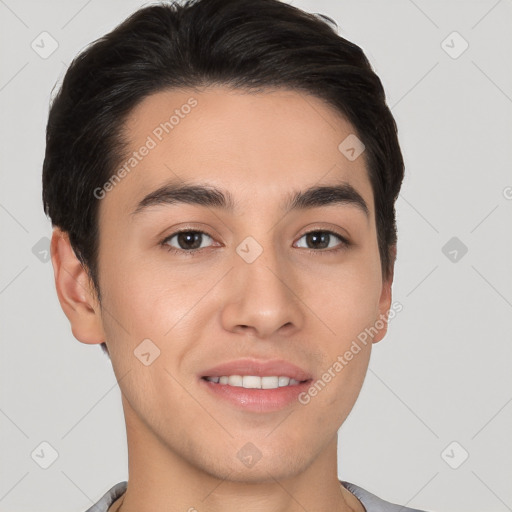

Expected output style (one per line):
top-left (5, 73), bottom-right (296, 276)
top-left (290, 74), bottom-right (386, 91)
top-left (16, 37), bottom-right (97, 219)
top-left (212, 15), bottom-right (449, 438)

top-left (50, 227), bottom-right (106, 345)
top-left (372, 245), bottom-right (396, 344)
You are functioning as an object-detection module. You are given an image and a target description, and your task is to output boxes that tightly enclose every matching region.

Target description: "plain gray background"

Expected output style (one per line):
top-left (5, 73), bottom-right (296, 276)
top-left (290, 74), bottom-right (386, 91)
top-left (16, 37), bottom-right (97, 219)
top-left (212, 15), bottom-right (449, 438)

top-left (1, 0), bottom-right (511, 511)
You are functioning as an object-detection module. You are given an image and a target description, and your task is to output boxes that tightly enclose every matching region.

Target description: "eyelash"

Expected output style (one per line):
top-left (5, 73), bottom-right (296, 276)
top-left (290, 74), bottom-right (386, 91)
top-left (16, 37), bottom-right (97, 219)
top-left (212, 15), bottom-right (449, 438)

top-left (159, 228), bottom-right (350, 257)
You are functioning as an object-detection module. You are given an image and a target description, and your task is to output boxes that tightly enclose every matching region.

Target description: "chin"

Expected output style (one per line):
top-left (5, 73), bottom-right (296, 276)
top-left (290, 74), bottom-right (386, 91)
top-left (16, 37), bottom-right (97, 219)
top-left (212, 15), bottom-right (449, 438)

top-left (192, 443), bottom-right (313, 484)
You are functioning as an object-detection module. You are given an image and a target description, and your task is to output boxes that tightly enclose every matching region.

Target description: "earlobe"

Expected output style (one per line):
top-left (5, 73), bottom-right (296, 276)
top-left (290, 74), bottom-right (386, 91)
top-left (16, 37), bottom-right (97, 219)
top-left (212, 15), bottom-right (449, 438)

top-left (372, 245), bottom-right (396, 344)
top-left (50, 227), bottom-right (105, 345)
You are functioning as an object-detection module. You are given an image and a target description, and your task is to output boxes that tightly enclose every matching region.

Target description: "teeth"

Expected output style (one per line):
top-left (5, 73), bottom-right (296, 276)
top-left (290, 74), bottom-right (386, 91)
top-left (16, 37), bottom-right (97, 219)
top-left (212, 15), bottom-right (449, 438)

top-left (205, 375), bottom-right (302, 389)
top-left (262, 376), bottom-right (279, 389)
top-left (243, 375), bottom-right (261, 388)
top-left (228, 375), bottom-right (243, 386)
top-left (279, 376), bottom-right (290, 387)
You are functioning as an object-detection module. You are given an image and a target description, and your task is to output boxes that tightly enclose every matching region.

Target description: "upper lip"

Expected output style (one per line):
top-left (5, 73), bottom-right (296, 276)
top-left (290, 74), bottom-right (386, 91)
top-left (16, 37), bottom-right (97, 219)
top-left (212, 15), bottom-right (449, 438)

top-left (201, 358), bottom-right (313, 381)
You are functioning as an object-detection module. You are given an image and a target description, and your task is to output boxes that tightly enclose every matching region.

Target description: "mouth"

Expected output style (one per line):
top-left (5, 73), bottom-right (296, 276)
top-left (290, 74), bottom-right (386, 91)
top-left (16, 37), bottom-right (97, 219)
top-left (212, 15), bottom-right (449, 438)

top-left (201, 375), bottom-right (308, 389)
top-left (199, 359), bottom-right (313, 412)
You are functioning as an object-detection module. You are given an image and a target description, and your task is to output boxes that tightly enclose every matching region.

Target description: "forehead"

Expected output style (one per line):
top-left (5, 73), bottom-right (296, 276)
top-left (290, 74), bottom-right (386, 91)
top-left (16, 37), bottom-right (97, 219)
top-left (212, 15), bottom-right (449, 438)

top-left (103, 85), bottom-right (374, 220)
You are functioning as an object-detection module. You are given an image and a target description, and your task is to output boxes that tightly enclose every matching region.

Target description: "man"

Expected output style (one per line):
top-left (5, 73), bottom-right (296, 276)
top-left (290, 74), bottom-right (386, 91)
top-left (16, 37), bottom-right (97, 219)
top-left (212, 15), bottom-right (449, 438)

top-left (42, 0), bottom-right (429, 510)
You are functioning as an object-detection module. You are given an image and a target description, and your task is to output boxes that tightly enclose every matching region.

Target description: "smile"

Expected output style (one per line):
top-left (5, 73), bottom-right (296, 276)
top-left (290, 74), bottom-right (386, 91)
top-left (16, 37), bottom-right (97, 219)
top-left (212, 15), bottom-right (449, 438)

top-left (203, 375), bottom-right (304, 389)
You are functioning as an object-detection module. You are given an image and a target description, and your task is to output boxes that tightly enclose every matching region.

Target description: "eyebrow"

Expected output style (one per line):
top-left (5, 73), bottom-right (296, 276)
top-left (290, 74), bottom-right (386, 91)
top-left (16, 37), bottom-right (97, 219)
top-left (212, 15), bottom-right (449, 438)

top-left (130, 179), bottom-right (369, 218)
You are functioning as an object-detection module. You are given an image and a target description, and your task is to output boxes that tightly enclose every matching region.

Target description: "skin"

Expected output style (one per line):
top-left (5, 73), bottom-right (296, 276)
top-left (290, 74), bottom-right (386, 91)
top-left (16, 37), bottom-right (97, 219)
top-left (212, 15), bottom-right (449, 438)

top-left (51, 86), bottom-right (394, 512)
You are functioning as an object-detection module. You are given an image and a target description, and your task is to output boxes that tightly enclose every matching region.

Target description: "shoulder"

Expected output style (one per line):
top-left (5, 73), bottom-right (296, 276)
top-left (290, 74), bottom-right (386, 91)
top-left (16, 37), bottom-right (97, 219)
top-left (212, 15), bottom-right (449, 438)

top-left (83, 481), bottom-right (127, 512)
top-left (340, 480), bottom-right (432, 512)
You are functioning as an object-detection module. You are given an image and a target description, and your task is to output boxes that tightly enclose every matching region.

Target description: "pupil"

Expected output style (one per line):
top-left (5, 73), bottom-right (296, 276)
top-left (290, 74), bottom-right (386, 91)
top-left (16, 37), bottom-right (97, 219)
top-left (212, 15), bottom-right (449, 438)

top-left (179, 232), bottom-right (201, 250)
top-left (307, 232), bottom-right (328, 249)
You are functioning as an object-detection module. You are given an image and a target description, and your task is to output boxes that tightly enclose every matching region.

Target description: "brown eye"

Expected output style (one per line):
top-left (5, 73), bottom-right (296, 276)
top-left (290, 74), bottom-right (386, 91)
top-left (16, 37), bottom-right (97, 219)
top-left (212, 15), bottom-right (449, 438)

top-left (162, 230), bottom-right (214, 253)
top-left (295, 230), bottom-right (349, 252)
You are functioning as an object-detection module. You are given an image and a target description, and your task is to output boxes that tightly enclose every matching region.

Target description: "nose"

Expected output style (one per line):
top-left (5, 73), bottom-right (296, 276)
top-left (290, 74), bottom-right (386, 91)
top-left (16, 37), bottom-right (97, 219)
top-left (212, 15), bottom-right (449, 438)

top-left (220, 241), bottom-right (305, 340)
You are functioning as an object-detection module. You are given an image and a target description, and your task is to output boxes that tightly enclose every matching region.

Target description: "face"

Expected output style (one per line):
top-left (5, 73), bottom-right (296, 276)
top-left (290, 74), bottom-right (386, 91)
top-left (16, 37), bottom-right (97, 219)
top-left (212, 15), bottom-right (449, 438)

top-left (64, 86), bottom-right (393, 482)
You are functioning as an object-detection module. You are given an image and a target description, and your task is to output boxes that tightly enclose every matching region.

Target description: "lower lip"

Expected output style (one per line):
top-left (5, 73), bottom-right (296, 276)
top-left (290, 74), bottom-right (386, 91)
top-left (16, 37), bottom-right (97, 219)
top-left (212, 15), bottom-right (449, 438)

top-left (199, 378), bottom-right (312, 412)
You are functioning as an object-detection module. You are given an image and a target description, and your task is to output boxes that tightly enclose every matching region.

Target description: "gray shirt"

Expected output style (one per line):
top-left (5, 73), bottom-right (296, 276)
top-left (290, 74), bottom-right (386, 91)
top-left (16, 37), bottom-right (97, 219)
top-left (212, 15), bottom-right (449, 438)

top-left (84, 481), bottom-right (430, 511)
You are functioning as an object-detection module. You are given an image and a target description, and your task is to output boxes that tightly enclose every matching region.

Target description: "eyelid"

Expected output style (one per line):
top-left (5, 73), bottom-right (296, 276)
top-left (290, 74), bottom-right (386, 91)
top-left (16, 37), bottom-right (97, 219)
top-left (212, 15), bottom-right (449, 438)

top-left (299, 227), bottom-right (349, 243)
top-left (159, 222), bottom-right (218, 243)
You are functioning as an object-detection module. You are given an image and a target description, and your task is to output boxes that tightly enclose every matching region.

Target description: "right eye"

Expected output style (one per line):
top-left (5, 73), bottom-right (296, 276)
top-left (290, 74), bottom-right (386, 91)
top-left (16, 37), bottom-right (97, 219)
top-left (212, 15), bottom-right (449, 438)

top-left (161, 230), bottom-right (216, 256)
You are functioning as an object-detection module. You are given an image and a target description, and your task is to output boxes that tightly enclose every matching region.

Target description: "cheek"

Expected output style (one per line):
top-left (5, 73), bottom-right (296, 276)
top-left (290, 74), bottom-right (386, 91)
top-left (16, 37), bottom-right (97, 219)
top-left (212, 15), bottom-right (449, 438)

top-left (98, 253), bottom-right (218, 360)
top-left (306, 255), bottom-right (381, 402)
top-left (101, 242), bottom-right (383, 341)
top-left (320, 263), bottom-right (382, 340)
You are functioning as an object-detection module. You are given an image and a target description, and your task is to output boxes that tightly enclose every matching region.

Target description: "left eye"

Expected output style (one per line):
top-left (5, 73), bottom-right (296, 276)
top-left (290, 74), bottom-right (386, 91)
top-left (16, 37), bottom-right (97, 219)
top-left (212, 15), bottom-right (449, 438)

top-left (295, 230), bottom-right (347, 251)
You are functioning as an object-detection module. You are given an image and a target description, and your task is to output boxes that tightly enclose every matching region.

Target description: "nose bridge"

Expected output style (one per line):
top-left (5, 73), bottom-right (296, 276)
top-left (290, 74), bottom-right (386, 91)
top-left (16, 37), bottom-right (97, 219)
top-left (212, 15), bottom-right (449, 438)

top-left (238, 230), bottom-right (291, 300)
top-left (239, 236), bottom-right (287, 293)
top-left (221, 230), bottom-right (303, 337)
